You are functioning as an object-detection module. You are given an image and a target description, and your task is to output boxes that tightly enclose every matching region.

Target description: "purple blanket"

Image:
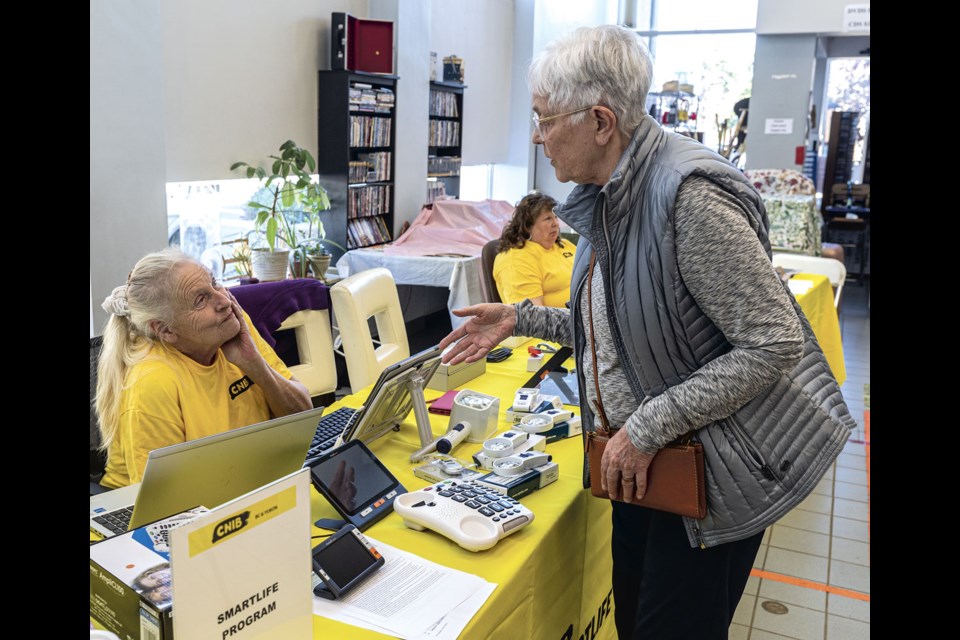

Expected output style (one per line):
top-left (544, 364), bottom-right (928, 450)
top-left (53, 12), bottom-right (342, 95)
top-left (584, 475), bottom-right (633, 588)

top-left (231, 279), bottom-right (331, 366)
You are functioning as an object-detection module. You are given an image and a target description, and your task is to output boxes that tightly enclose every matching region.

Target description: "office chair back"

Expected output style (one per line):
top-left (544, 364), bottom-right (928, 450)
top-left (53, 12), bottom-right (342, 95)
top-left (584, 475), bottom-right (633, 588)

top-left (90, 336), bottom-right (109, 494)
top-left (772, 252), bottom-right (847, 308)
top-left (480, 239), bottom-right (502, 303)
top-left (330, 268), bottom-right (410, 391)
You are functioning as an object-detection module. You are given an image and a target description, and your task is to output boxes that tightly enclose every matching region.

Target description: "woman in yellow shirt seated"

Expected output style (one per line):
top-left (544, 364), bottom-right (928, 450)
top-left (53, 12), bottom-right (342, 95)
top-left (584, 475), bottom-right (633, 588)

top-left (94, 248), bottom-right (313, 488)
top-left (493, 193), bottom-right (576, 307)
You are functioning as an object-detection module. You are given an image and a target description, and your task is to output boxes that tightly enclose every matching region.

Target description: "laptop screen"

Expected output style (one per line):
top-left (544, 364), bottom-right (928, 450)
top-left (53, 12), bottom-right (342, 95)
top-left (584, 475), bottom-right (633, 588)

top-left (127, 406), bottom-right (325, 528)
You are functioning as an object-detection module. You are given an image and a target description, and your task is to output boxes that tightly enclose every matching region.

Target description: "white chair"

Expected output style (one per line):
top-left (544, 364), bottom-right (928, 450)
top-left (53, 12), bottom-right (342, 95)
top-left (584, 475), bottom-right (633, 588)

top-left (276, 309), bottom-right (338, 398)
top-left (330, 268), bottom-right (410, 391)
top-left (772, 252), bottom-right (847, 308)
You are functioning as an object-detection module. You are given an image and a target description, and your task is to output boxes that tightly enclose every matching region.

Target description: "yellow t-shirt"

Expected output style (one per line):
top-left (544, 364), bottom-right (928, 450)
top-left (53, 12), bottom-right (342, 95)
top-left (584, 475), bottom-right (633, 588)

top-left (492, 239), bottom-right (576, 308)
top-left (100, 314), bottom-right (294, 489)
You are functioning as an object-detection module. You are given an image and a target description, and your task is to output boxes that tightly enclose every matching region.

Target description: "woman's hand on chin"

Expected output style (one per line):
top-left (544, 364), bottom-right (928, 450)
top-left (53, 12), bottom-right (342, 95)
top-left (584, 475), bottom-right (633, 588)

top-left (220, 292), bottom-right (259, 368)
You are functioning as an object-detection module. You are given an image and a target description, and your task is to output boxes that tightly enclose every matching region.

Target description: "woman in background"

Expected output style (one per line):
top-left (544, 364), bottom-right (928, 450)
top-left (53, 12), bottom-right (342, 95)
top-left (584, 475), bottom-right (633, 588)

top-left (493, 192), bottom-right (576, 307)
top-left (95, 248), bottom-right (311, 489)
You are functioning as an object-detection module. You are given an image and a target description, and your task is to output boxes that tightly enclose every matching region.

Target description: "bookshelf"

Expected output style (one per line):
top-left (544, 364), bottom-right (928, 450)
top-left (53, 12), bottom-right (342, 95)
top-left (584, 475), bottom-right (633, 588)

top-left (427, 80), bottom-right (465, 203)
top-left (317, 70), bottom-right (398, 253)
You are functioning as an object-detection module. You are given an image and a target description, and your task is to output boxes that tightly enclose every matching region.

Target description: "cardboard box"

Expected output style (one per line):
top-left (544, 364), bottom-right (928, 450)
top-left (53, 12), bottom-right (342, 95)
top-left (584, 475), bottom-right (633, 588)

top-left (331, 12), bottom-right (394, 74)
top-left (426, 358), bottom-right (486, 391)
top-left (90, 508), bottom-right (207, 640)
top-left (474, 462), bottom-right (559, 499)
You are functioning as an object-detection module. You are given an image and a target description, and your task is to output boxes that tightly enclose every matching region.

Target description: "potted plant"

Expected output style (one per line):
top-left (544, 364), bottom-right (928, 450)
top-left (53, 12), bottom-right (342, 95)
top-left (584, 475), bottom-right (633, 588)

top-left (230, 140), bottom-right (332, 281)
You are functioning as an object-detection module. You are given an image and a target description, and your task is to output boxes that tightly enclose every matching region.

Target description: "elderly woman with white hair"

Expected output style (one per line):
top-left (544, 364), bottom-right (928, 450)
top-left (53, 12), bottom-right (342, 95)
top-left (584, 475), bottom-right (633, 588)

top-left (440, 24), bottom-right (855, 638)
top-left (95, 248), bottom-right (312, 489)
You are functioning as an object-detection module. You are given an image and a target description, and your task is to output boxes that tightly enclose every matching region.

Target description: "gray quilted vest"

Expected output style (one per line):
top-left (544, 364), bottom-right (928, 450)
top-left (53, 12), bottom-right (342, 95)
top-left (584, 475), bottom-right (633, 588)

top-left (559, 116), bottom-right (857, 548)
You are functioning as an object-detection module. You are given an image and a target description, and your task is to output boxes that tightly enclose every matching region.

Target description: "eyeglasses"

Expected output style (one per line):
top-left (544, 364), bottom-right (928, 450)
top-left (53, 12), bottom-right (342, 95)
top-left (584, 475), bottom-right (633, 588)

top-left (532, 105), bottom-right (593, 137)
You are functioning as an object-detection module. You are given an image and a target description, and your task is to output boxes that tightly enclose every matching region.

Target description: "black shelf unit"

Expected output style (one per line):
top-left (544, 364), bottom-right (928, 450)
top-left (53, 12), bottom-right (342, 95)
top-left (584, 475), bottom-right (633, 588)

top-left (317, 70), bottom-right (398, 253)
top-left (427, 80), bottom-right (465, 203)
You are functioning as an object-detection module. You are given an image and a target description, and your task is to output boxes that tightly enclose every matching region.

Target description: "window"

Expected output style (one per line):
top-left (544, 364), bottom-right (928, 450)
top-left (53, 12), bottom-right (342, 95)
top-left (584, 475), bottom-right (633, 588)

top-left (633, 0), bottom-right (757, 155)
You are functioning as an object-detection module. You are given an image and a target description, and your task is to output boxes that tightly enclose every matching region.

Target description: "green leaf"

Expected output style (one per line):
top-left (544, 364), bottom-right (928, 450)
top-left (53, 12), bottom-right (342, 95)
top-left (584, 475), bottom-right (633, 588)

top-left (230, 162), bottom-right (247, 170)
top-left (266, 217), bottom-right (278, 250)
top-left (272, 159), bottom-right (282, 175)
top-left (305, 151), bottom-right (316, 172)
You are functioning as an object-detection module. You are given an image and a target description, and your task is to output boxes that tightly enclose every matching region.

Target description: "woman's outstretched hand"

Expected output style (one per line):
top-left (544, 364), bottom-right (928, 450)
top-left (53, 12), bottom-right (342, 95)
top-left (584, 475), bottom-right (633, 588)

top-left (438, 303), bottom-right (517, 365)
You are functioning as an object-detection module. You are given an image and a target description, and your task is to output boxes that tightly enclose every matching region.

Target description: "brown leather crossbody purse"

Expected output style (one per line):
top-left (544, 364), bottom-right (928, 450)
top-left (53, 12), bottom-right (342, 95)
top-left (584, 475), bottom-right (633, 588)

top-left (583, 253), bottom-right (706, 519)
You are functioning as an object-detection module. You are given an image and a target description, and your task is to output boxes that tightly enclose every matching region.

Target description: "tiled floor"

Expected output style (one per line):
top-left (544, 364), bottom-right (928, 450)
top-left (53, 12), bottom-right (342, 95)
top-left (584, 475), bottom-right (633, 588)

top-left (731, 278), bottom-right (871, 639)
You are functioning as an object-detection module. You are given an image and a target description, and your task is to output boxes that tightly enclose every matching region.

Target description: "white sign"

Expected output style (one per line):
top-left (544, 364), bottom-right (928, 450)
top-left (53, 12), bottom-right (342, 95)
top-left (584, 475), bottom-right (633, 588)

top-left (169, 469), bottom-right (314, 640)
top-left (843, 4), bottom-right (870, 32)
top-left (764, 118), bottom-right (794, 135)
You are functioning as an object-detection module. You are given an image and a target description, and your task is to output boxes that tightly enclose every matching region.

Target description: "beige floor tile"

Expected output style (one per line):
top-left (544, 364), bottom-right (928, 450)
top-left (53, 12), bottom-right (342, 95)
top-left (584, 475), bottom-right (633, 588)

top-left (831, 516), bottom-right (869, 543)
top-left (830, 537), bottom-right (869, 567)
top-left (832, 497), bottom-right (869, 522)
top-left (835, 466), bottom-right (867, 486)
top-left (752, 601), bottom-right (826, 640)
top-left (750, 630), bottom-right (799, 640)
top-left (758, 578), bottom-right (827, 611)
top-left (764, 547), bottom-right (828, 583)
top-left (728, 623), bottom-right (751, 640)
top-left (795, 492), bottom-right (833, 515)
top-left (827, 593), bottom-right (870, 623)
top-left (733, 593), bottom-right (756, 626)
top-left (826, 613), bottom-right (870, 639)
top-left (841, 441), bottom-right (865, 457)
top-left (744, 574), bottom-right (761, 596)
top-left (828, 559), bottom-right (870, 594)
top-left (833, 481), bottom-right (868, 503)
top-left (836, 452), bottom-right (865, 471)
top-left (769, 524), bottom-right (830, 557)
top-left (778, 509), bottom-right (831, 535)
top-left (754, 543), bottom-right (769, 569)
top-left (811, 476), bottom-right (833, 497)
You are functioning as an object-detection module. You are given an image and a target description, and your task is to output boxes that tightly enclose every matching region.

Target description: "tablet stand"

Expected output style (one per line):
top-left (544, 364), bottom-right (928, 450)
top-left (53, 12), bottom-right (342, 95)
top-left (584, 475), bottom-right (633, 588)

top-left (408, 370), bottom-right (443, 462)
top-left (314, 518), bottom-right (348, 531)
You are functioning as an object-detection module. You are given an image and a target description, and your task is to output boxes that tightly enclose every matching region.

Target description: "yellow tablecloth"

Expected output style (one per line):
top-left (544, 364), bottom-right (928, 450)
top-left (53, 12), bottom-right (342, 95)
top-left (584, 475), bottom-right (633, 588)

top-left (792, 272), bottom-right (846, 386)
top-left (310, 342), bottom-right (615, 639)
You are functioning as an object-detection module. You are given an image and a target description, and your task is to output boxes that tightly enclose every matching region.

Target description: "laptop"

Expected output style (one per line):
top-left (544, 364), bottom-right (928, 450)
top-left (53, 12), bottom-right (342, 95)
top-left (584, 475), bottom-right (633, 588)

top-left (89, 406), bottom-right (325, 539)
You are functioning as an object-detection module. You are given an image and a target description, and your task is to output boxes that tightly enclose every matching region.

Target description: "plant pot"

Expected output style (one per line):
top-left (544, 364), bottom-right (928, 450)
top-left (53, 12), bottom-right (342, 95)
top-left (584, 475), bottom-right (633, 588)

top-left (250, 249), bottom-right (289, 282)
top-left (308, 254), bottom-right (332, 281)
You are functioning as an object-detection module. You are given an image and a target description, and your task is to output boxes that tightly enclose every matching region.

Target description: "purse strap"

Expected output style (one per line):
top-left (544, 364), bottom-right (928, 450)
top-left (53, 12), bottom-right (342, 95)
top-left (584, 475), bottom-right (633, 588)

top-left (587, 253), bottom-right (612, 436)
top-left (586, 252), bottom-right (694, 447)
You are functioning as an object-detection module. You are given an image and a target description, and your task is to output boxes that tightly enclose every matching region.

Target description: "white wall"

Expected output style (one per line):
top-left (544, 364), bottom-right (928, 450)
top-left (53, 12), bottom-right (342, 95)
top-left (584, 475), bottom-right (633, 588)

top-left (160, 0), bottom-right (368, 183)
top-left (748, 0), bottom-right (868, 171)
top-left (90, 0), bottom-right (169, 335)
top-left (757, 0), bottom-right (870, 35)
top-left (430, 0), bottom-right (515, 167)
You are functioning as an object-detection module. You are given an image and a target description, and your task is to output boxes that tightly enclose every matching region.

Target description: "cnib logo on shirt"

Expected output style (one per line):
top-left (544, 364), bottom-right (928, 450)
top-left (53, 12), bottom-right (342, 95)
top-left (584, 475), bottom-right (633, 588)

top-left (563, 252), bottom-right (573, 258)
top-left (229, 375), bottom-right (255, 399)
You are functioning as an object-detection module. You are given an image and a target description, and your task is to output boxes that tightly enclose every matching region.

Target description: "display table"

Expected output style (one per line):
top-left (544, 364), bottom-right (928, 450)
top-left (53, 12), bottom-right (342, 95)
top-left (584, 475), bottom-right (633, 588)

top-left (307, 340), bottom-right (614, 639)
top-left (792, 272), bottom-right (846, 386)
top-left (336, 249), bottom-right (488, 329)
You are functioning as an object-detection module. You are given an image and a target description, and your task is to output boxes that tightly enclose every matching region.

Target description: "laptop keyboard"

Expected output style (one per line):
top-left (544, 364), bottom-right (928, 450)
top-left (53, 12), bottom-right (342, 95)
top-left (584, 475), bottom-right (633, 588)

top-left (303, 407), bottom-right (359, 466)
top-left (92, 505), bottom-right (134, 536)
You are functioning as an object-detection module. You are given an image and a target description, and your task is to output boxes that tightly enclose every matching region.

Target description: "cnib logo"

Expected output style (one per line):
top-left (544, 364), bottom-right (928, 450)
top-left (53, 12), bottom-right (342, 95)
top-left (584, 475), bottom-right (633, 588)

top-left (229, 375), bottom-right (255, 399)
top-left (212, 511), bottom-right (250, 543)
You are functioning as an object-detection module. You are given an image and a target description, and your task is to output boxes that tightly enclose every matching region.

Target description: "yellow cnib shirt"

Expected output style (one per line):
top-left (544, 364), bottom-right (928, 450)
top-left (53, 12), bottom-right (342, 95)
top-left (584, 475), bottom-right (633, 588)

top-left (493, 239), bottom-right (576, 308)
top-left (100, 313), bottom-right (294, 489)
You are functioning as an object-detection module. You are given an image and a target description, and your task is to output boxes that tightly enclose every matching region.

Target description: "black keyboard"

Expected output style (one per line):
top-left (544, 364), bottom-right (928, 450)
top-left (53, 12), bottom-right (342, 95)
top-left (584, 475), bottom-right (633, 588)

top-left (92, 505), bottom-right (134, 535)
top-left (303, 407), bottom-right (359, 466)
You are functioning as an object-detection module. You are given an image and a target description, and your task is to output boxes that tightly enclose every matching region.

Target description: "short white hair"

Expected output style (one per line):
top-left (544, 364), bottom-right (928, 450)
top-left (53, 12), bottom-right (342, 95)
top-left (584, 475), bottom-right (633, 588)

top-left (528, 24), bottom-right (653, 136)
